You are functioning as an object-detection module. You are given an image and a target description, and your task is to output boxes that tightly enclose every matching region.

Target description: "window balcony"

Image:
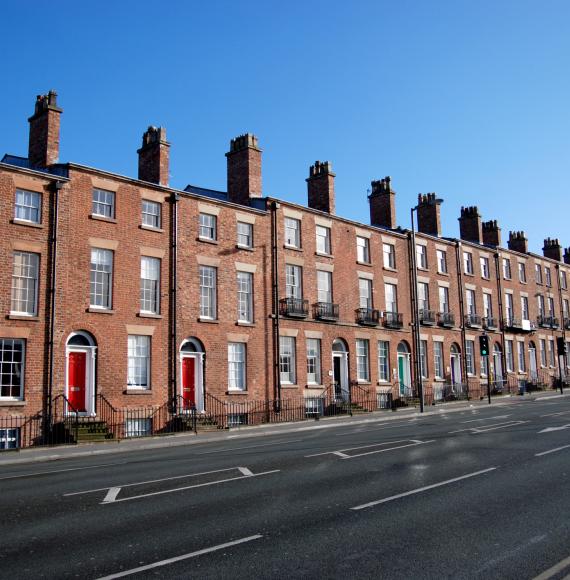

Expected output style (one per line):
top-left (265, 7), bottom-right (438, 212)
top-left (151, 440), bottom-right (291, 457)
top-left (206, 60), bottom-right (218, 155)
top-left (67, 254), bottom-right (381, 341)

top-left (503, 317), bottom-right (533, 332)
top-left (464, 313), bottom-right (482, 328)
top-left (383, 311), bottom-right (403, 329)
top-left (313, 302), bottom-right (339, 322)
top-left (279, 297), bottom-right (309, 318)
top-left (419, 309), bottom-right (436, 326)
top-left (438, 311), bottom-right (455, 327)
top-left (483, 316), bottom-right (498, 330)
top-left (537, 315), bottom-right (560, 329)
top-left (356, 307), bottom-right (380, 326)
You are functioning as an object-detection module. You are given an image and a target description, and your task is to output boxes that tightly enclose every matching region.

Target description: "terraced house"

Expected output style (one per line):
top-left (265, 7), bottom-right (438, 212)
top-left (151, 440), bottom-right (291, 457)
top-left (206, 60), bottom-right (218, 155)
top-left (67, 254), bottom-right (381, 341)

top-left (1, 91), bottom-right (569, 448)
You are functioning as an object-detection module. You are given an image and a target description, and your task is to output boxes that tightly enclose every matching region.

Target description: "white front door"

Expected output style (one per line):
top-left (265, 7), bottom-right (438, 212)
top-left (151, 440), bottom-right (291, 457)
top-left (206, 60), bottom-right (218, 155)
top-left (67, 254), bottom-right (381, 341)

top-left (451, 354), bottom-right (462, 386)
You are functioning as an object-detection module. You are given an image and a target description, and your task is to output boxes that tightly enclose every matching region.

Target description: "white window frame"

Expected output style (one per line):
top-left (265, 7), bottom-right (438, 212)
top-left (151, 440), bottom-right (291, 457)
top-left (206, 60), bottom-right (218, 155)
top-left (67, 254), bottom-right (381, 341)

top-left (466, 340), bottom-right (475, 375)
top-left (517, 341), bottom-right (526, 372)
top-left (518, 262), bottom-right (527, 283)
top-left (483, 293), bottom-right (493, 318)
top-left (140, 256), bottom-right (160, 314)
top-left (436, 249), bottom-right (447, 274)
top-left (199, 266), bottom-right (217, 319)
top-left (385, 283), bottom-right (397, 313)
top-left (356, 339), bottom-right (370, 382)
top-left (127, 335), bottom-right (150, 389)
top-left (90, 248), bottom-right (113, 309)
top-left (418, 282), bottom-right (429, 311)
top-left (417, 245), bottom-right (427, 269)
top-left (505, 340), bottom-right (514, 372)
top-left (285, 264), bottom-right (302, 299)
top-left (545, 267), bottom-right (552, 287)
top-left (228, 342), bottom-right (247, 391)
top-left (14, 189), bottom-right (41, 224)
top-left (378, 340), bottom-right (390, 382)
top-left (549, 339), bottom-right (556, 367)
top-left (480, 256), bottom-right (489, 279)
top-left (92, 188), bottom-right (115, 218)
top-left (464, 252), bottom-right (474, 275)
top-left (0, 338), bottom-right (25, 400)
top-left (199, 213), bottom-right (217, 241)
top-left (317, 270), bottom-right (332, 304)
top-left (306, 338), bottom-right (321, 385)
top-left (357, 236), bottom-right (370, 263)
top-left (284, 218), bottom-right (301, 248)
top-left (502, 258), bottom-right (512, 280)
top-left (383, 243), bottom-right (396, 269)
top-left (419, 340), bottom-right (428, 378)
top-left (279, 336), bottom-right (296, 384)
top-left (535, 264), bottom-right (543, 284)
top-left (141, 199), bottom-right (161, 229)
top-left (540, 339), bottom-right (547, 367)
top-left (11, 251), bottom-right (39, 316)
top-left (439, 286), bottom-right (449, 313)
top-left (316, 225), bottom-right (331, 255)
top-left (237, 271), bottom-right (253, 323)
top-left (434, 341), bottom-right (444, 380)
top-left (521, 296), bottom-right (529, 321)
top-left (237, 221), bottom-right (253, 249)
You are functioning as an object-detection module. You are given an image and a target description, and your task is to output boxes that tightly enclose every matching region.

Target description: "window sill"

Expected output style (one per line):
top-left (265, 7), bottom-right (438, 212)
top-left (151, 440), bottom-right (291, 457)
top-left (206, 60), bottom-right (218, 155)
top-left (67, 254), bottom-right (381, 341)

top-left (197, 237), bottom-right (219, 245)
top-left (281, 384), bottom-right (299, 389)
top-left (11, 218), bottom-right (44, 229)
top-left (383, 266), bottom-right (397, 273)
top-left (305, 384), bottom-right (324, 389)
top-left (0, 400), bottom-right (26, 407)
top-left (7, 314), bottom-right (39, 321)
top-left (464, 272), bottom-right (475, 277)
top-left (87, 307), bottom-right (115, 315)
top-left (417, 266), bottom-right (429, 272)
top-left (357, 381), bottom-right (372, 385)
top-left (236, 244), bottom-right (254, 252)
top-left (357, 261), bottom-right (372, 267)
top-left (236, 321), bottom-right (255, 327)
top-left (123, 389), bottom-right (152, 395)
top-left (137, 312), bottom-right (163, 319)
top-left (139, 224), bottom-right (164, 233)
top-left (226, 390), bottom-right (248, 395)
top-left (437, 271), bottom-right (449, 276)
top-left (90, 214), bottom-right (117, 224)
top-left (198, 317), bottom-right (219, 324)
top-left (283, 244), bottom-right (302, 252)
top-left (315, 252), bottom-right (333, 259)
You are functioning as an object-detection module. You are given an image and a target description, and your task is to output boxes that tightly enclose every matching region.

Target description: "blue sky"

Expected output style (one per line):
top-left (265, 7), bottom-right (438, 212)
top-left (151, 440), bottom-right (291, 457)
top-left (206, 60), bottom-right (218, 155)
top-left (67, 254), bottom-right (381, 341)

top-left (2, 0), bottom-right (569, 252)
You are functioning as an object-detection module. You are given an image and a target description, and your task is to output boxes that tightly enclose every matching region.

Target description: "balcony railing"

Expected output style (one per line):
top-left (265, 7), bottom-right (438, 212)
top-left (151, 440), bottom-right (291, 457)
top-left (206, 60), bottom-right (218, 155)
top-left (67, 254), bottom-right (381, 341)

top-left (438, 311), bottom-right (455, 327)
top-left (537, 315), bottom-right (560, 329)
top-left (313, 302), bottom-right (339, 321)
top-left (356, 307), bottom-right (380, 326)
top-left (464, 313), bottom-right (482, 328)
top-left (383, 311), bottom-right (403, 329)
top-left (419, 309), bottom-right (436, 326)
top-left (279, 297), bottom-right (309, 318)
top-left (502, 317), bottom-right (533, 332)
top-left (483, 316), bottom-right (498, 330)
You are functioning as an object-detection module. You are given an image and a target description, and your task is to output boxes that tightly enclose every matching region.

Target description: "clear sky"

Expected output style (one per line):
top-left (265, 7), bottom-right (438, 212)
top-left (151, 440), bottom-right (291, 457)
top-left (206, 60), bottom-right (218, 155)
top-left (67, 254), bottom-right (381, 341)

top-left (2, 0), bottom-right (569, 252)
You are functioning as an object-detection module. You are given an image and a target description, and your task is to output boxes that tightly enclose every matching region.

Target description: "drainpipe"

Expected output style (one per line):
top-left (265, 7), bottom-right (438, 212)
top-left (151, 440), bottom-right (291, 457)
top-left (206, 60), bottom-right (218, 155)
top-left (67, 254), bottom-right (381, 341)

top-left (270, 200), bottom-right (281, 413)
top-left (494, 252), bottom-right (508, 389)
top-left (555, 264), bottom-right (565, 393)
top-left (454, 241), bottom-right (469, 392)
top-left (47, 180), bottom-right (63, 435)
top-left (170, 193), bottom-right (180, 412)
top-left (408, 219), bottom-right (423, 412)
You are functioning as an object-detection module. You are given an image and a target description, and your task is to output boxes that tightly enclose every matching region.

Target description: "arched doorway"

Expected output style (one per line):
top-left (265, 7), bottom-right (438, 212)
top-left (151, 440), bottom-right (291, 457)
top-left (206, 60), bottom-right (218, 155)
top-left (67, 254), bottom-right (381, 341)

top-left (528, 341), bottom-right (538, 381)
top-left (493, 342), bottom-right (504, 389)
top-left (450, 343), bottom-right (462, 387)
top-left (180, 338), bottom-right (205, 412)
top-left (66, 331), bottom-right (97, 415)
top-left (397, 341), bottom-right (411, 396)
top-left (332, 339), bottom-right (349, 400)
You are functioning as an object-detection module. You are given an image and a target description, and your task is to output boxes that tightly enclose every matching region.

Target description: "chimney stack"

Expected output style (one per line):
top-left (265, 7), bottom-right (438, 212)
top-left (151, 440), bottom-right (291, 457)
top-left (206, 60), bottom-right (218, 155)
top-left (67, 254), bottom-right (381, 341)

top-left (369, 177), bottom-right (396, 229)
top-left (306, 161), bottom-right (335, 214)
top-left (543, 238), bottom-right (563, 262)
top-left (28, 90), bottom-right (62, 168)
top-left (458, 206), bottom-right (483, 244)
top-left (226, 133), bottom-right (262, 206)
top-left (564, 248), bottom-right (570, 265)
top-left (482, 220), bottom-right (502, 247)
top-left (137, 126), bottom-right (170, 186)
top-left (507, 231), bottom-right (528, 254)
top-left (416, 192), bottom-right (442, 237)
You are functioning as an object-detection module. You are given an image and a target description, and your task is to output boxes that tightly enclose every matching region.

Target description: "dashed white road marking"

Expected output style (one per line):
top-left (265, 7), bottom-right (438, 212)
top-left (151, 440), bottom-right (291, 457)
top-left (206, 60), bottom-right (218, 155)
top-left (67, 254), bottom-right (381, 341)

top-left (532, 554), bottom-right (570, 580)
top-left (539, 424), bottom-right (570, 434)
top-left (96, 534), bottom-right (263, 579)
top-left (541, 410), bottom-right (570, 418)
top-left (194, 439), bottom-right (303, 454)
top-left (461, 415), bottom-right (511, 423)
top-left (449, 421), bottom-right (528, 434)
top-left (535, 444), bottom-right (570, 457)
top-left (350, 467), bottom-right (497, 510)
top-left (305, 439), bottom-right (433, 459)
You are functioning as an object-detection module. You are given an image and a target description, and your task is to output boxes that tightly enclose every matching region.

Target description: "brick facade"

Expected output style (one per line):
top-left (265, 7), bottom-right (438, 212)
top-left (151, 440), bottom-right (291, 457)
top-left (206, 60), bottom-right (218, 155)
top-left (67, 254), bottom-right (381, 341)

top-left (1, 92), bottom-right (569, 422)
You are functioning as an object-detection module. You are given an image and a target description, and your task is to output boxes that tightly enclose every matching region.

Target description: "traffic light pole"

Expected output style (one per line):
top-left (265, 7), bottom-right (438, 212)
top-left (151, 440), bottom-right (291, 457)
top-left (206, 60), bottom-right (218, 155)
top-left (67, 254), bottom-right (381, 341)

top-left (486, 353), bottom-right (491, 404)
top-left (480, 333), bottom-right (491, 405)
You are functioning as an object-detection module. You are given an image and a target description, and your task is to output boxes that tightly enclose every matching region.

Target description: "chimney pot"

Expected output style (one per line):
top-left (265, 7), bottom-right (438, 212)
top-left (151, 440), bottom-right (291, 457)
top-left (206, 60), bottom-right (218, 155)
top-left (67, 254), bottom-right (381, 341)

top-left (28, 90), bottom-right (63, 167)
top-left (458, 205), bottom-right (483, 244)
top-left (226, 133), bottom-right (262, 205)
top-left (543, 237), bottom-right (563, 261)
top-left (137, 126), bottom-right (170, 186)
top-left (306, 160), bottom-right (335, 214)
top-left (369, 176), bottom-right (397, 228)
top-left (417, 192), bottom-right (443, 237)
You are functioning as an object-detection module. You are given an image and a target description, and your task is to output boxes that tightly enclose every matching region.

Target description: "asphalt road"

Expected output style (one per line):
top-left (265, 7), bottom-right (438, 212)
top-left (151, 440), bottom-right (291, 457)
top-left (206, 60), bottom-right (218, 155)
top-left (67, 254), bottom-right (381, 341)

top-left (1, 396), bottom-right (570, 579)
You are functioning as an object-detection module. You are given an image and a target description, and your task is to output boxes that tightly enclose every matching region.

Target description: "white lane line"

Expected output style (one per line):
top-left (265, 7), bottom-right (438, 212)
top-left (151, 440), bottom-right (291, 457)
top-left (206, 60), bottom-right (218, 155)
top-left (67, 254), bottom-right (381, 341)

top-left (306, 439), bottom-right (433, 459)
top-left (541, 410), bottom-right (570, 418)
top-left (101, 470), bottom-right (280, 504)
top-left (194, 439), bottom-right (303, 454)
top-left (461, 415), bottom-right (511, 423)
top-left (306, 439), bottom-right (415, 458)
top-left (103, 487), bottom-right (121, 503)
top-left (449, 421), bottom-right (527, 434)
top-left (0, 462), bottom-right (126, 482)
top-left (341, 440), bottom-right (435, 460)
top-left (539, 424), bottom-right (570, 434)
top-left (65, 466), bottom-right (245, 496)
top-left (532, 554), bottom-right (570, 580)
top-left (350, 467), bottom-right (497, 510)
top-left (535, 444), bottom-right (570, 457)
top-left (96, 534), bottom-right (263, 579)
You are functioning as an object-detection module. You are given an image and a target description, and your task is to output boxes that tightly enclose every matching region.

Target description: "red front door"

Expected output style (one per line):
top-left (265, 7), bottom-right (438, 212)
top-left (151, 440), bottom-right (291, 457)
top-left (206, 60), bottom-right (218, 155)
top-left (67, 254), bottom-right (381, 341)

top-left (68, 352), bottom-right (87, 412)
top-left (182, 357), bottom-right (196, 409)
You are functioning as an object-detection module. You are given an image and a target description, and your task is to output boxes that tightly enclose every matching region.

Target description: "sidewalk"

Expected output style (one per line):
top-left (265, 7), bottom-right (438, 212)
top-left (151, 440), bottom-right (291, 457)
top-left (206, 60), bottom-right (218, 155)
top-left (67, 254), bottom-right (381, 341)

top-left (1, 390), bottom-right (567, 467)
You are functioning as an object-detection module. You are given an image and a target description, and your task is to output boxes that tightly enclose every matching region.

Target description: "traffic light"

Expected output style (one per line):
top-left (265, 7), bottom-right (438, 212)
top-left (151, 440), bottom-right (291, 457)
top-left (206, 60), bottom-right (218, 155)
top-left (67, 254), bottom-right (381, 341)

top-left (556, 336), bottom-right (567, 356)
top-left (479, 334), bottom-right (489, 357)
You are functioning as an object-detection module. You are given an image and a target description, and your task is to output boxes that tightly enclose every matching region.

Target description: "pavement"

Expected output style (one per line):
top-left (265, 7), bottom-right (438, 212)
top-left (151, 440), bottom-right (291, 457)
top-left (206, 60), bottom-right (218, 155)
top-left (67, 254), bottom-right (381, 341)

top-left (2, 391), bottom-right (565, 467)
top-left (2, 390), bottom-right (570, 579)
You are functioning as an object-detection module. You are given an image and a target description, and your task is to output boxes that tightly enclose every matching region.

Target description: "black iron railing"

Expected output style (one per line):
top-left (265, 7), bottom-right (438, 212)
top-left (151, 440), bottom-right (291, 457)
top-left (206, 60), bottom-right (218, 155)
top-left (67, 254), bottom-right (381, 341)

top-left (356, 307), bottom-right (380, 326)
top-left (383, 311), bottom-right (403, 329)
top-left (313, 302), bottom-right (339, 321)
top-left (537, 315), bottom-right (559, 329)
top-left (464, 313), bottom-right (482, 328)
top-left (438, 311), bottom-right (455, 327)
top-left (483, 316), bottom-right (497, 330)
top-left (419, 309), bottom-right (436, 325)
top-left (279, 297), bottom-right (309, 318)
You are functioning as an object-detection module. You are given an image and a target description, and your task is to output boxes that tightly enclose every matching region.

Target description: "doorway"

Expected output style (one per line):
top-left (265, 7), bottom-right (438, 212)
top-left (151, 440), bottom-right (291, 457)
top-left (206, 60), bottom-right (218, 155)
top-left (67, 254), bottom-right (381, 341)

top-left (66, 331), bottom-right (97, 416)
top-left (397, 342), bottom-right (411, 396)
top-left (450, 343), bottom-right (462, 387)
top-left (180, 338), bottom-right (204, 412)
top-left (529, 342), bottom-right (538, 382)
top-left (332, 339), bottom-right (349, 401)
